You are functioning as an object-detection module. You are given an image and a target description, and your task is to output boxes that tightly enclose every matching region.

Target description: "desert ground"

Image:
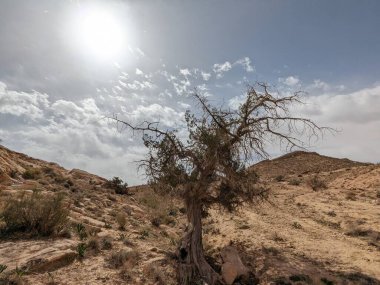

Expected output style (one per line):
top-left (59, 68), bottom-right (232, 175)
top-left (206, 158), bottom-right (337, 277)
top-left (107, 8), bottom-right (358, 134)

top-left (0, 146), bottom-right (379, 285)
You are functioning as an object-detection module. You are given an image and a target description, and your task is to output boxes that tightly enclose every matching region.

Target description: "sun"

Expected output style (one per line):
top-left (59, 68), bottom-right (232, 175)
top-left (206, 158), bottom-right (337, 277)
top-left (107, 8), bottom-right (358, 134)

top-left (69, 6), bottom-right (127, 62)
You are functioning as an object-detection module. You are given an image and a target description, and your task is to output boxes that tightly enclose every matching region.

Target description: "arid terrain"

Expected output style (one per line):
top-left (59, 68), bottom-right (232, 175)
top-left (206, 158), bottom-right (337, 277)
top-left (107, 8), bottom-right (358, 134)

top-left (0, 146), bottom-right (379, 285)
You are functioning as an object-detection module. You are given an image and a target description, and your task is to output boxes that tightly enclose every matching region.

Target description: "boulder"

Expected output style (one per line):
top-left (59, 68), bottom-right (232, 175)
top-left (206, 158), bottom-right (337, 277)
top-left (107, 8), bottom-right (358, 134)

top-left (220, 246), bottom-right (249, 285)
top-left (23, 250), bottom-right (77, 273)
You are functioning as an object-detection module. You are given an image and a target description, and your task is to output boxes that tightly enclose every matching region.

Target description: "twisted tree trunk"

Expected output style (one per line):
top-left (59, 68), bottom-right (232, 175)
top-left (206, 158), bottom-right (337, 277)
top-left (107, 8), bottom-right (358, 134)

top-left (179, 199), bottom-right (222, 285)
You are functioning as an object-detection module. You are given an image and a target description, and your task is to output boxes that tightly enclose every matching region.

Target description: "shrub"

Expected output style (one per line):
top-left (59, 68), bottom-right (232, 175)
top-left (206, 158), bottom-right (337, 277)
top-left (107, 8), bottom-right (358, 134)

top-left (275, 175), bottom-right (284, 182)
top-left (144, 264), bottom-right (166, 285)
top-left (77, 243), bottom-right (87, 258)
top-left (63, 180), bottom-right (74, 189)
top-left (346, 192), bottom-right (357, 201)
top-left (345, 227), bottom-right (370, 237)
top-left (0, 191), bottom-right (69, 237)
top-left (307, 175), bottom-right (327, 191)
top-left (22, 167), bottom-right (41, 180)
top-left (0, 264), bottom-right (7, 274)
top-left (292, 222), bottom-right (302, 229)
top-left (115, 212), bottom-right (127, 230)
top-left (102, 236), bottom-right (113, 250)
top-left (75, 223), bottom-right (87, 241)
top-left (109, 249), bottom-right (140, 268)
top-left (9, 170), bottom-right (18, 179)
top-left (289, 178), bottom-right (300, 186)
top-left (105, 177), bottom-right (128, 195)
top-left (139, 228), bottom-right (150, 239)
top-left (138, 190), bottom-right (160, 209)
top-left (151, 217), bottom-right (161, 227)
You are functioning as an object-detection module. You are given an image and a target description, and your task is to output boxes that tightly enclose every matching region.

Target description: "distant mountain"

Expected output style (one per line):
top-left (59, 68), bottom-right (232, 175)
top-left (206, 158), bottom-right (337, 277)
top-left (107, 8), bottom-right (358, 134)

top-left (250, 151), bottom-right (370, 178)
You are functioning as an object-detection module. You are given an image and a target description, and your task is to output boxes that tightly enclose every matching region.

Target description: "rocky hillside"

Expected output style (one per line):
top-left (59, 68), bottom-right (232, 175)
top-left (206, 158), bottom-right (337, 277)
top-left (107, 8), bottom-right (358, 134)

top-left (0, 145), bottom-right (184, 285)
top-left (0, 146), bottom-right (379, 285)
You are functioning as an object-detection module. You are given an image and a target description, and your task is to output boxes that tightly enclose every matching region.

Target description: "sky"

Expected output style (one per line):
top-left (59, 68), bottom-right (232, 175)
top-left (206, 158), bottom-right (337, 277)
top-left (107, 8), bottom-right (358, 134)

top-left (0, 0), bottom-right (380, 185)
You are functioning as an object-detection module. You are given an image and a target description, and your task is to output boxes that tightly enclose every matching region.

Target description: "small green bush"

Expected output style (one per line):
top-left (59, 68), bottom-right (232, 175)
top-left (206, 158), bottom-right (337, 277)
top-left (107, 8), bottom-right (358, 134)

top-left (105, 177), bottom-right (128, 195)
top-left (307, 175), bottom-right (327, 191)
top-left (0, 264), bottom-right (7, 274)
top-left (77, 243), bottom-right (87, 258)
top-left (0, 191), bottom-right (69, 237)
top-left (75, 223), bottom-right (87, 241)
top-left (22, 167), bottom-right (41, 180)
top-left (292, 221), bottom-right (302, 229)
top-left (275, 175), bottom-right (284, 182)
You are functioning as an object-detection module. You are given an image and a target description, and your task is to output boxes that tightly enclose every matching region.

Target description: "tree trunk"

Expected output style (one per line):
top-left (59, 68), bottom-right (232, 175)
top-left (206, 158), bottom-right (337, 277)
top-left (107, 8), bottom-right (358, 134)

top-left (179, 199), bottom-right (222, 285)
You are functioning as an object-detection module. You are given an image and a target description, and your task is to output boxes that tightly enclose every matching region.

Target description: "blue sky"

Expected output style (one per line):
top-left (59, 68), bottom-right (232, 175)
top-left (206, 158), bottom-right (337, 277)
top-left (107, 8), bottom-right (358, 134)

top-left (0, 0), bottom-right (380, 184)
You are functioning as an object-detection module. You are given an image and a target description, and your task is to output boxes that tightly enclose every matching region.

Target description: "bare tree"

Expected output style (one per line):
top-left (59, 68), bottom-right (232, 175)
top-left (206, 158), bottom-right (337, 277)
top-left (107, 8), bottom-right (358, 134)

top-left (113, 83), bottom-right (329, 285)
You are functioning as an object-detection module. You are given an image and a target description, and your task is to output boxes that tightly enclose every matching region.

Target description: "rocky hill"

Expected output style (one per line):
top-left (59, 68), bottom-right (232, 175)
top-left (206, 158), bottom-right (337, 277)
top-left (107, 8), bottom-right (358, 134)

top-left (0, 146), bottom-right (379, 285)
top-left (250, 151), bottom-right (370, 179)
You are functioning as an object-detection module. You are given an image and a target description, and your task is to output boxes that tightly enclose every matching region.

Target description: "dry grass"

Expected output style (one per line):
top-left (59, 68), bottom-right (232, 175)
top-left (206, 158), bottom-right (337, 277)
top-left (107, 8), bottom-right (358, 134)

top-left (307, 175), bottom-right (327, 191)
top-left (22, 167), bottom-right (41, 180)
top-left (115, 212), bottom-right (127, 230)
top-left (0, 191), bottom-right (69, 237)
top-left (144, 263), bottom-right (167, 285)
top-left (108, 249), bottom-right (140, 268)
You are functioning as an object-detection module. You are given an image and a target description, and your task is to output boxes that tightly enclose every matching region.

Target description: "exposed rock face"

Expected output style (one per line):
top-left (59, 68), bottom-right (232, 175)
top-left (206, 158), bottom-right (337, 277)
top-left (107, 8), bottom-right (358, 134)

top-left (220, 246), bottom-right (249, 285)
top-left (0, 239), bottom-right (77, 273)
top-left (23, 251), bottom-right (77, 273)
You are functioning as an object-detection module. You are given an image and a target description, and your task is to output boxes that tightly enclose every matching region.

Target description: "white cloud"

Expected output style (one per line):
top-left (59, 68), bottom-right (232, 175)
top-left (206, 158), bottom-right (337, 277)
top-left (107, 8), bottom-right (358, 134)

top-left (299, 85), bottom-right (380, 124)
top-left (234, 57), bottom-right (254, 72)
top-left (135, 68), bottom-right (144, 75)
top-left (201, 71), bottom-right (211, 81)
top-left (279, 76), bottom-right (300, 87)
top-left (311, 79), bottom-right (329, 91)
top-left (0, 82), bottom-right (49, 120)
top-left (0, 81), bottom-right (148, 185)
top-left (180, 68), bottom-right (191, 77)
top-left (293, 84), bottom-right (380, 162)
top-left (135, 47), bottom-right (145, 57)
top-left (128, 103), bottom-right (184, 127)
top-left (173, 79), bottom-right (191, 96)
top-left (228, 94), bottom-right (245, 110)
top-left (127, 80), bottom-right (154, 90)
top-left (213, 61), bottom-right (232, 78)
top-left (178, 102), bottom-right (191, 109)
top-left (119, 80), bottom-right (128, 88)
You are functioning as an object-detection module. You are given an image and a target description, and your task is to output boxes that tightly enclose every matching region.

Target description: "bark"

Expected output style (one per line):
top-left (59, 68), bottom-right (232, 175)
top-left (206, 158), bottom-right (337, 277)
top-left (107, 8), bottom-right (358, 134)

top-left (179, 199), bottom-right (222, 285)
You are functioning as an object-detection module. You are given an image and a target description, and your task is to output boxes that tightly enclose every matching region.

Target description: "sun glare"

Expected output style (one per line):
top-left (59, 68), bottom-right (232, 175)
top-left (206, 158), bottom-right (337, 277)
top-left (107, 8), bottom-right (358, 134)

top-left (69, 6), bottom-right (127, 62)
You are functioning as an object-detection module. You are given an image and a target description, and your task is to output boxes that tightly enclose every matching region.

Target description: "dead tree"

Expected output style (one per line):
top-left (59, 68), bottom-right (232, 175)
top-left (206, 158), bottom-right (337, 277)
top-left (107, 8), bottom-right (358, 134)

top-left (113, 83), bottom-right (329, 285)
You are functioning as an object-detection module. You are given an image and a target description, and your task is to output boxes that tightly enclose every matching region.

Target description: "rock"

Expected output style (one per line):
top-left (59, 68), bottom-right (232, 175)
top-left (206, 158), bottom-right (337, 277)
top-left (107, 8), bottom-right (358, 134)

top-left (23, 250), bottom-right (77, 273)
top-left (220, 246), bottom-right (249, 285)
top-left (221, 262), bottom-right (239, 285)
top-left (0, 239), bottom-right (77, 274)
